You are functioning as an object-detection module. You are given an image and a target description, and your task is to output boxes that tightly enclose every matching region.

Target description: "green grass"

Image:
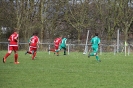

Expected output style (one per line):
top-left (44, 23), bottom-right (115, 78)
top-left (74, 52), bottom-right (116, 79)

top-left (0, 51), bottom-right (133, 88)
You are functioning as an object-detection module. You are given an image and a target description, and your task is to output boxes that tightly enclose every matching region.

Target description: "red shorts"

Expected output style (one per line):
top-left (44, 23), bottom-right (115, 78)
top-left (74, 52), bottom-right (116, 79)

top-left (29, 46), bottom-right (37, 52)
top-left (8, 45), bottom-right (18, 51)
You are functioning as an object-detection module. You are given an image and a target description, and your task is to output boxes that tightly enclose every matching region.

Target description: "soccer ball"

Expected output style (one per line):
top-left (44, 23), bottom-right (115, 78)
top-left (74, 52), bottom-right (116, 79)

top-left (83, 52), bottom-right (86, 55)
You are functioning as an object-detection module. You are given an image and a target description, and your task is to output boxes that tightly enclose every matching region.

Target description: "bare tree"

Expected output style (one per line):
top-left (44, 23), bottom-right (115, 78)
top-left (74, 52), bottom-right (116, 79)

top-left (64, 0), bottom-right (92, 43)
top-left (117, 0), bottom-right (133, 42)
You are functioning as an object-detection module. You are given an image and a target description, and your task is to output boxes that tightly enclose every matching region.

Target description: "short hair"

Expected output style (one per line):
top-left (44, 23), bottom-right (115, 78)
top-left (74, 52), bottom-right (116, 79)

top-left (95, 33), bottom-right (98, 36)
top-left (33, 31), bottom-right (38, 36)
top-left (14, 28), bottom-right (19, 32)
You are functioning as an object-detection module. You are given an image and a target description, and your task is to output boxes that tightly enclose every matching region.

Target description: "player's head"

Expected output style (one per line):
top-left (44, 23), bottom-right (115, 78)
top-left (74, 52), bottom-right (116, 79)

top-left (95, 33), bottom-right (98, 36)
top-left (60, 35), bottom-right (63, 38)
top-left (14, 28), bottom-right (19, 33)
top-left (63, 35), bottom-right (67, 38)
top-left (32, 33), bottom-right (34, 36)
top-left (33, 31), bottom-right (38, 36)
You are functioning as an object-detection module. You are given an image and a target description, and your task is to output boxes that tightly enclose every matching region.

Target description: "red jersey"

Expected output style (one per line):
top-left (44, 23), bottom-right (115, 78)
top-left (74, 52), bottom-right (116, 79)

top-left (29, 35), bottom-right (39, 48)
top-left (8, 32), bottom-right (19, 46)
top-left (54, 37), bottom-right (62, 46)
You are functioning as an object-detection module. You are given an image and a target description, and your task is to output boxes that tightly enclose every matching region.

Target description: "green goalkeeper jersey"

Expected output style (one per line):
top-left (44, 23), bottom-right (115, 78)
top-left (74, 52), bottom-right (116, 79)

top-left (60, 38), bottom-right (67, 47)
top-left (90, 36), bottom-right (100, 47)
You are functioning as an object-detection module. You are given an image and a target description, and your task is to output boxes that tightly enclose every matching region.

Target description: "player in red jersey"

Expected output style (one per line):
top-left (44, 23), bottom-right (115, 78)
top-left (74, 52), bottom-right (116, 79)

top-left (48, 36), bottom-right (62, 56)
top-left (3, 28), bottom-right (19, 64)
top-left (25, 32), bottom-right (40, 60)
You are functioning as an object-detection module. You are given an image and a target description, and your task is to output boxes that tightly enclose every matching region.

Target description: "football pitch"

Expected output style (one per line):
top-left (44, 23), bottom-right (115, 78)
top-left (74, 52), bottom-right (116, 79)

top-left (0, 51), bottom-right (133, 88)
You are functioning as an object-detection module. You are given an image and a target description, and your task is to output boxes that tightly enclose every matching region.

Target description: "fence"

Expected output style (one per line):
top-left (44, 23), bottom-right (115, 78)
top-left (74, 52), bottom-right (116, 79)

top-left (0, 42), bottom-right (133, 56)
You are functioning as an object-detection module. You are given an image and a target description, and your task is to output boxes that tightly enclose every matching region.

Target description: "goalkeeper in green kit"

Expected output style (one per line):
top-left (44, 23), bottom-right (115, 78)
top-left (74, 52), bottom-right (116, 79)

top-left (56, 36), bottom-right (67, 56)
top-left (88, 33), bottom-right (101, 62)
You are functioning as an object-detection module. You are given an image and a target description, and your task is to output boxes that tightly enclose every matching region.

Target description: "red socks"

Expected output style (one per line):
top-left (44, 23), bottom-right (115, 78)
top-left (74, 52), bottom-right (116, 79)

top-left (4, 53), bottom-right (19, 63)
top-left (4, 53), bottom-right (10, 59)
top-left (14, 53), bottom-right (18, 62)
top-left (32, 52), bottom-right (36, 60)
top-left (28, 51), bottom-right (32, 54)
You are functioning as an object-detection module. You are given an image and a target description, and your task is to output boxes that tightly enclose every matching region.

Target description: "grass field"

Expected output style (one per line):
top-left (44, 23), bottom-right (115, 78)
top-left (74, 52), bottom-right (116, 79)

top-left (0, 50), bottom-right (133, 88)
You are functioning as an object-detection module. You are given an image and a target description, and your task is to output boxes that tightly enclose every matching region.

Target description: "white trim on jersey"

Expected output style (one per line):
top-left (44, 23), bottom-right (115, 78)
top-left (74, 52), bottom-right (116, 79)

top-left (30, 46), bottom-right (37, 48)
top-left (9, 45), bottom-right (18, 46)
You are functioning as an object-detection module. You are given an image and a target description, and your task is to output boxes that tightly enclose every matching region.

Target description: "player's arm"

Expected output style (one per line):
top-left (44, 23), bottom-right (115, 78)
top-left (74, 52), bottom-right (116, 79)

top-left (8, 35), bottom-right (12, 42)
top-left (98, 38), bottom-right (100, 46)
top-left (15, 37), bottom-right (19, 42)
top-left (8, 39), bottom-right (11, 42)
top-left (54, 39), bottom-right (56, 43)
top-left (14, 34), bottom-right (19, 42)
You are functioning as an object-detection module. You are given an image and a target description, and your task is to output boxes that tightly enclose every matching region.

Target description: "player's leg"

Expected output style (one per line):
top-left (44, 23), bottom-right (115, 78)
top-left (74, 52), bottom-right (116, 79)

top-left (14, 46), bottom-right (19, 64)
top-left (63, 47), bottom-right (66, 55)
top-left (32, 48), bottom-right (37, 60)
top-left (29, 47), bottom-right (34, 59)
top-left (27, 47), bottom-right (32, 54)
top-left (55, 45), bottom-right (62, 56)
top-left (94, 48), bottom-right (101, 62)
top-left (89, 47), bottom-right (95, 56)
top-left (3, 45), bottom-right (12, 63)
top-left (89, 46), bottom-right (101, 61)
top-left (25, 46), bottom-right (31, 55)
top-left (48, 48), bottom-right (55, 52)
top-left (55, 46), bottom-right (59, 56)
top-left (48, 44), bottom-right (57, 53)
top-left (96, 54), bottom-right (101, 62)
top-left (32, 52), bottom-right (36, 60)
top-left (56, 45), bottom-right (61, 52)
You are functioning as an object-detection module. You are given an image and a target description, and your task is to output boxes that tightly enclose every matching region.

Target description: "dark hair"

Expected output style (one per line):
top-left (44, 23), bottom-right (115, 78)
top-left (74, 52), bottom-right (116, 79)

top-left (14, 28), bottom-right (19, 32)
top-left (33, 31), bottom-right (38, 36)
top-left (95, 33), bottom-right (98, 36)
